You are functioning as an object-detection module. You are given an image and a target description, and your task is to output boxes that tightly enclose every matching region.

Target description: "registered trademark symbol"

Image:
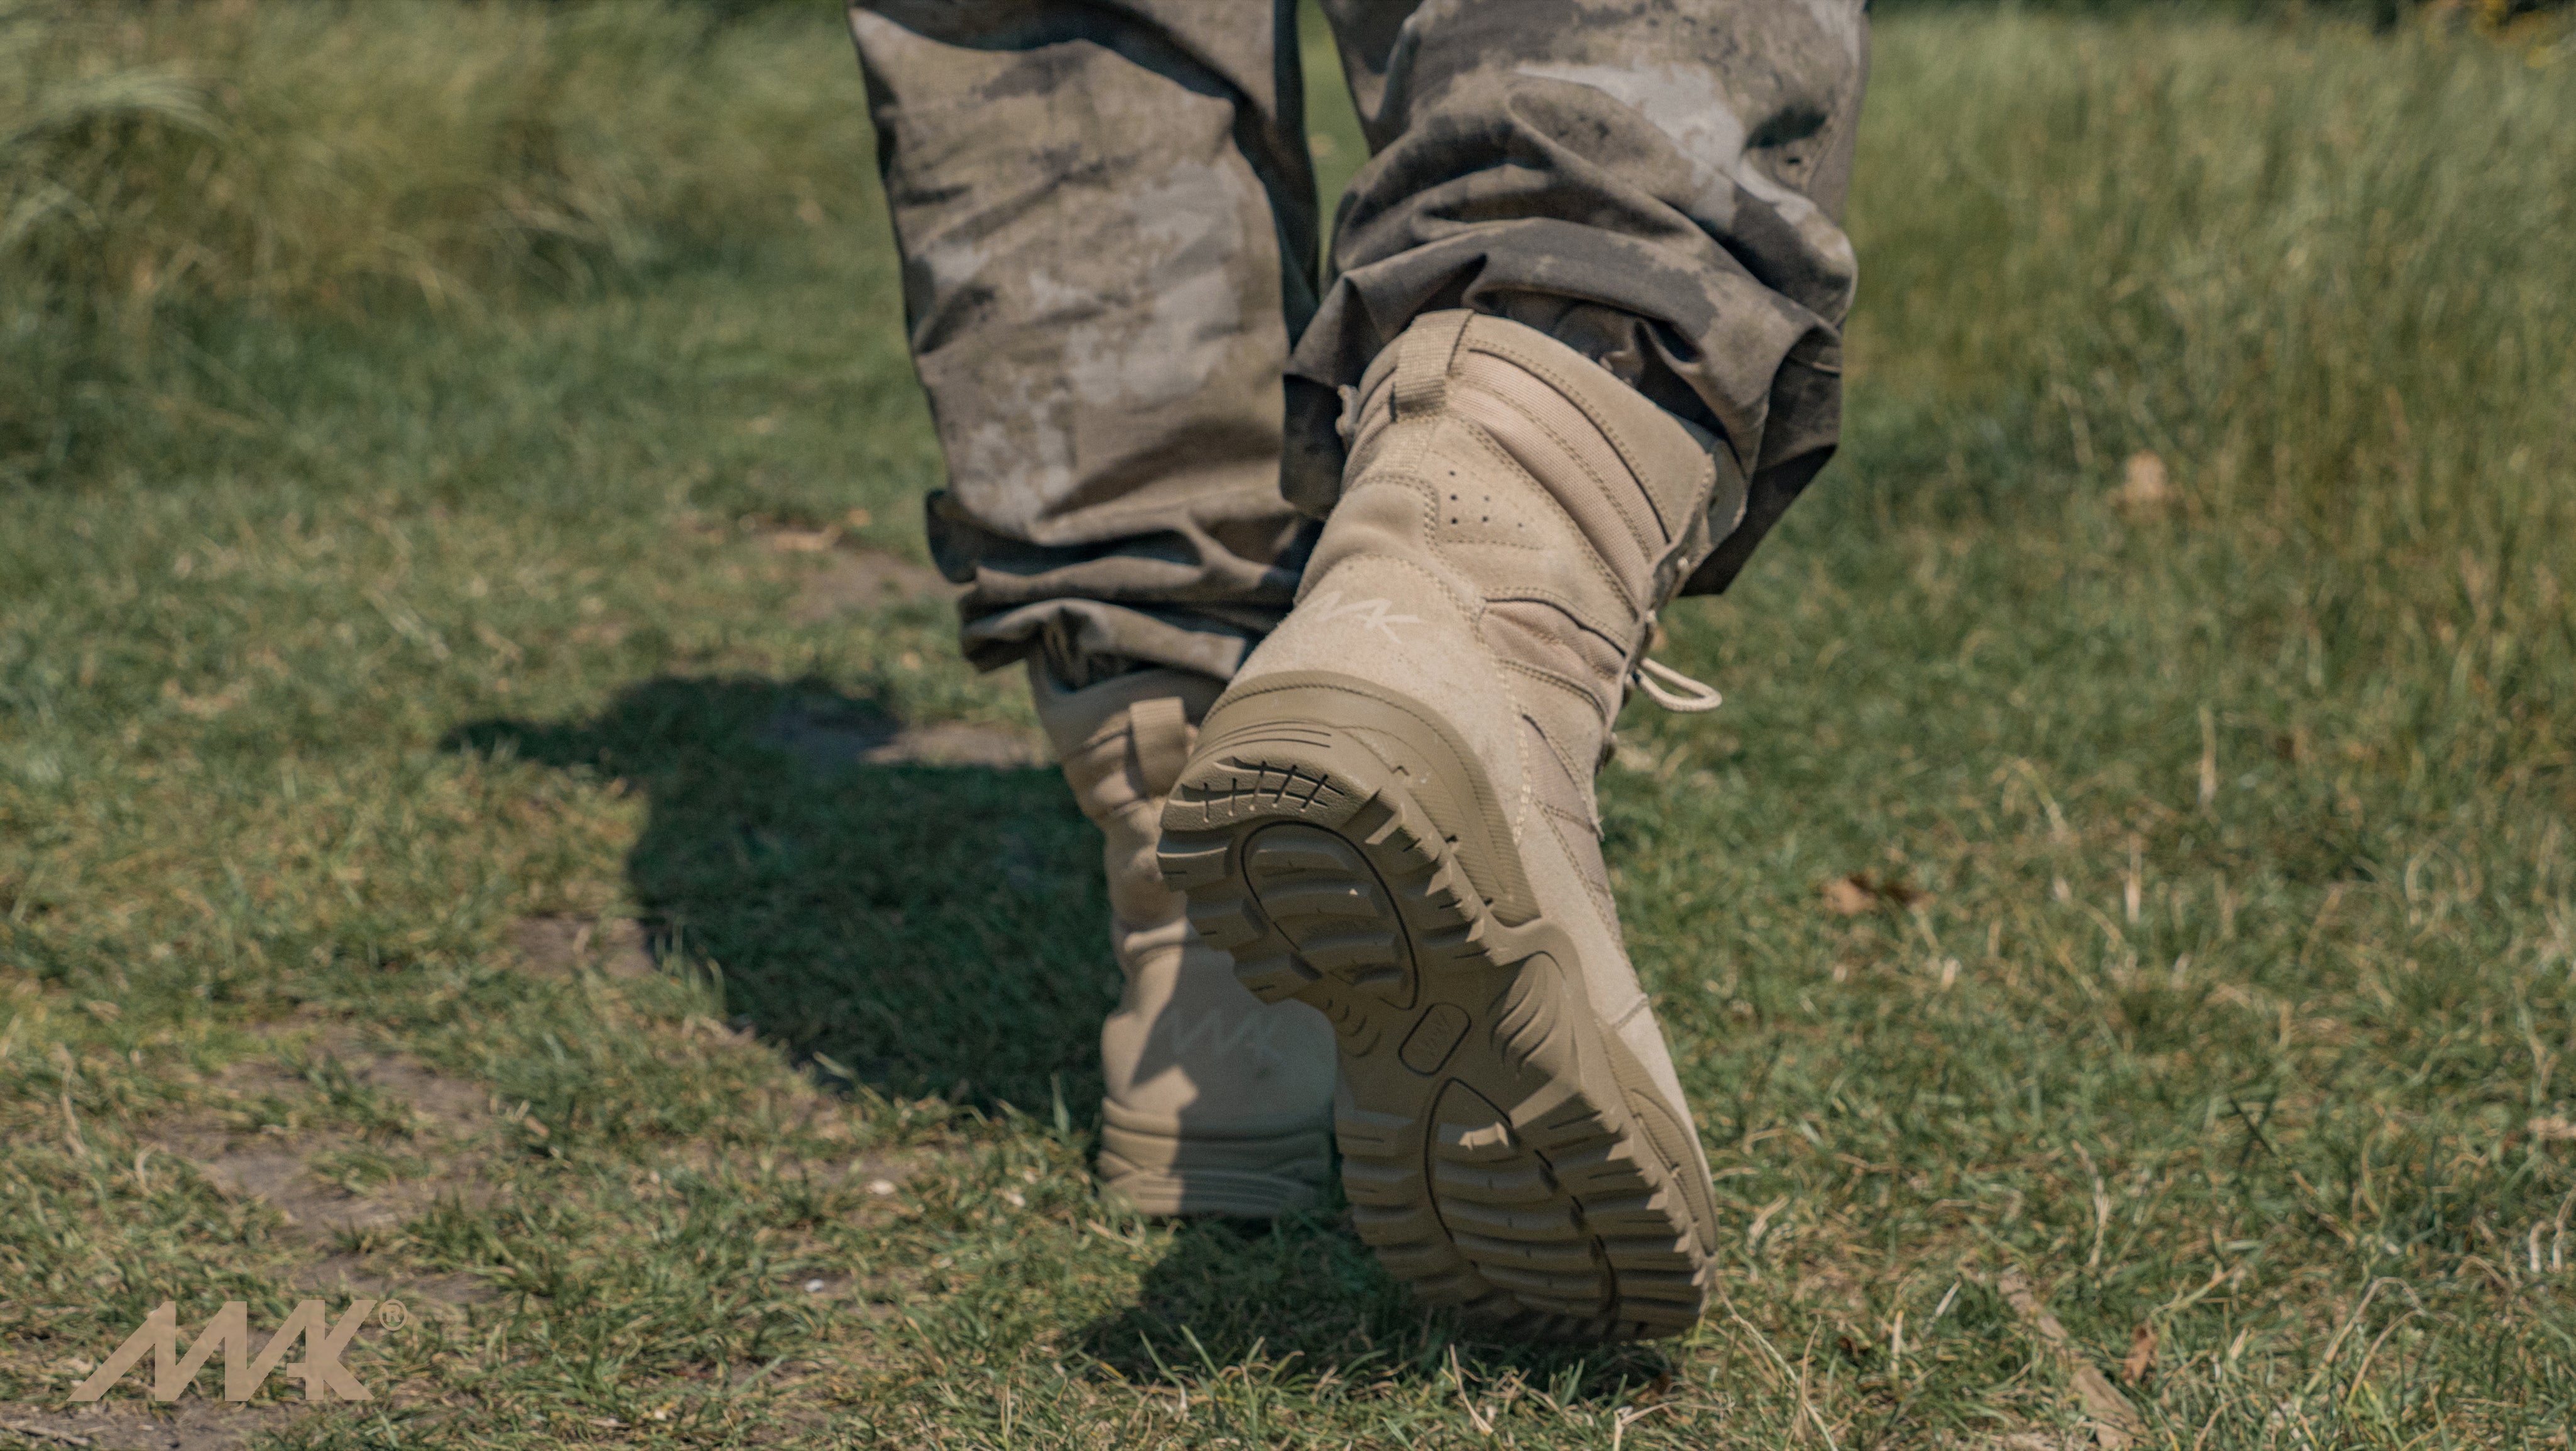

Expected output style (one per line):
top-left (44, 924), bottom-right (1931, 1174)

top-left (378, 1301), bottom-right (408, 1331)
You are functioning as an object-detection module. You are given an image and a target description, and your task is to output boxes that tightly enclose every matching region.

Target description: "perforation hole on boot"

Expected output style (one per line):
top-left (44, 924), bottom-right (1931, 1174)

top-left (1438, 478), bottom-right (1545, 545)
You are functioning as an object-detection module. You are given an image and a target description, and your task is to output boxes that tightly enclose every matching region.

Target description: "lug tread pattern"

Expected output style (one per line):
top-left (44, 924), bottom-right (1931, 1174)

top-left (1158, 722), bottom-right (1713, 1342)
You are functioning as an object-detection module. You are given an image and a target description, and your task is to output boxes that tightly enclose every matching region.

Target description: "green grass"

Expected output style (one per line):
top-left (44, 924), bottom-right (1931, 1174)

top-left (0, 0), bottom-right (871, 476)
top-left (5, 3), bottom-right (2575, 1447)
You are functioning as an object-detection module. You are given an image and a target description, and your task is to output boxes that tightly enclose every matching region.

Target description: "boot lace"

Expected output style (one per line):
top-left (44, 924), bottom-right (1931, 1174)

top-left (1632, 657), bottom-right (1723, 713)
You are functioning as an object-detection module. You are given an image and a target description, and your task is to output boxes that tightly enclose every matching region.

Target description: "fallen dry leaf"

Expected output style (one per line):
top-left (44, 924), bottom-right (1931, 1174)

top-left (162, 677), bottom-right (252, 719)
top-left (2529, 1116), bottom-right (2576, 1142)
top-left (1821, 875), bottom-right (1876, 916)
top-left (1821, 873), bottom-right (1926, 916)
top-left (766, 527), bottom-right (839, 553)
top-left (2114, 451), bottom-right (2173, 513)
top-left (2120, 1321), bottom-right (2159, 1386)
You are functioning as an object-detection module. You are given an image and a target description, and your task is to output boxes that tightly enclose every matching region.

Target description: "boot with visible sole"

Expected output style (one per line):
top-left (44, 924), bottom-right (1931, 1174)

top-left (1157, 310), bottom-right (1733, 1339)
top-left (1031, 662), bottom-right (1340, 1217)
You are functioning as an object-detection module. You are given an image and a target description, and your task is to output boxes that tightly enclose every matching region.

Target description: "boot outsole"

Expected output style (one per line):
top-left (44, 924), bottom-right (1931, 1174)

top-left (1157, 679), bottom-right (1720, 1342)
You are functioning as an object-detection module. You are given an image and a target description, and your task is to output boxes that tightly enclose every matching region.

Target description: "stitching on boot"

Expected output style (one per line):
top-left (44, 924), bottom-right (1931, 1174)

top-left (1519, 709), bottom-right (1602, 830)
top-left (1494, 657), bottom-right (1615, 736)
top-left (1360, 342), bottom-right (1658, 628)
top-left (1451, 352), bottom-right (1664, 558)
top-left (1461, 320), bottom-right (1713, 551)
top-left (1485, 590), bottom-right (1632, 666)
top-left (1463, 326), bottom-right (1645, 469)
top-left (1321, 463), bottom-right (1507, 623)
top-left (1444, 426), bottom-right (1634, 611)
top-left (1372, 417), bottom-right (1626, 616)
top-left (1448, 387), bottom-right (1657, 601)
top-left (1543, 810), bottom-right (1623, 940)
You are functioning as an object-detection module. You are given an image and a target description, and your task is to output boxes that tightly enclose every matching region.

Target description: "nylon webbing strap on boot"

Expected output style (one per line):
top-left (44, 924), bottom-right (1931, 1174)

top-left (1390, 310), bottom-right (1473, 419)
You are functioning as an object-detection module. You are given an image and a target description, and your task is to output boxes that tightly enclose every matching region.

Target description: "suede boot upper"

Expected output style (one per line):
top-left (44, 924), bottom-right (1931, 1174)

top-left (1030, 663), bottom-right (1338, 1217)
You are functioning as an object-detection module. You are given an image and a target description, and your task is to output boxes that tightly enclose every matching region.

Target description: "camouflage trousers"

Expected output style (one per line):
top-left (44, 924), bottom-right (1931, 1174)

top-left (847, 0), bottom-right (1867, 684)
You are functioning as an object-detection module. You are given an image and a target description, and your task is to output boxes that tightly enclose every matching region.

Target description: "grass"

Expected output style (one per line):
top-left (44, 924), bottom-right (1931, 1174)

top-left (4, 1), bottom-right (2575, 1447)
top-left (0, 0), bottom-right (868, 475)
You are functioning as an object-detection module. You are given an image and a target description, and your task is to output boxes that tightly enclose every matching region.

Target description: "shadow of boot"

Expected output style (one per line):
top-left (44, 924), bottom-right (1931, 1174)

top-left (1075, 1212), bottom-right (1681, 1401)
top-left (442, 674), bottom-right (1108, 1111)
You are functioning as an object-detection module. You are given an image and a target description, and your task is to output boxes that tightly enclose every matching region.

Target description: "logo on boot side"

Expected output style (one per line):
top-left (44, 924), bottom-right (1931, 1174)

top-left (1304, 590), bottom-right (1422, 641)
top-left (1155, 1005), bottom-right (1311, 1066)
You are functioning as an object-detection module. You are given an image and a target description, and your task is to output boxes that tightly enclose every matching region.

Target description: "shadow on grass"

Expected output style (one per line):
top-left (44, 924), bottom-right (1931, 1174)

top-left (443, 675), bottom-right (1106, 1110)
top-left (1076, 1217), bottom-right (1680, 1403)
top-left (447, 676), bottom-right (1674, 1387)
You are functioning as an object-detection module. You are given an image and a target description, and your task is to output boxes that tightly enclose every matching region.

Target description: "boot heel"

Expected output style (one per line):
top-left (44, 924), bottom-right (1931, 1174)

top-left (1157, 698), bottom-right (1719, 1340)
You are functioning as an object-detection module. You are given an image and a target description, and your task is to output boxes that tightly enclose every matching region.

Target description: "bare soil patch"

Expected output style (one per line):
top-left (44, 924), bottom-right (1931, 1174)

top-left (506, 915), bottom-right (658, 980)
top-left (147, 1043), bottom-right (496, 1256)
top-left (0, 1398), bottom-right (293, 1451)
top-left (785, 545), bottom-right (957, 624)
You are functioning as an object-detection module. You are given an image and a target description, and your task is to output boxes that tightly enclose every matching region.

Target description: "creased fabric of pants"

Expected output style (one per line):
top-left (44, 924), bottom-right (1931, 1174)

top-left (846, 0), bottom-right (1866, 682)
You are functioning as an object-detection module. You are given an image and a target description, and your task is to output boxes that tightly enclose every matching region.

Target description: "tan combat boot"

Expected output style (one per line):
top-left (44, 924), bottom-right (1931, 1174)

top-left (1030, 662), bottom-right (1340, 1217)
top-left (1157, 310), bottom-right (1732, 1339)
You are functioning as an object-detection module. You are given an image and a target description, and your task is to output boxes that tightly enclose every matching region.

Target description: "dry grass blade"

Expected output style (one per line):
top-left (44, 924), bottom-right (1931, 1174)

top-left (1715, 1288), bottom-right (1839, 1450)
top-left (0, 1419), bottom-right (94, 1448)
top-left (1995, 1268), bottom-right (2148, 1449)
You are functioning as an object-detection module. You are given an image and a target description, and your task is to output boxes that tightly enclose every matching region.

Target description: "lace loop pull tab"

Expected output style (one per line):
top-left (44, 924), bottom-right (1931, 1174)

top-left (1632, 657), bottom-right (1723, 714)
